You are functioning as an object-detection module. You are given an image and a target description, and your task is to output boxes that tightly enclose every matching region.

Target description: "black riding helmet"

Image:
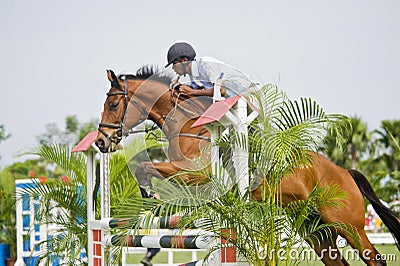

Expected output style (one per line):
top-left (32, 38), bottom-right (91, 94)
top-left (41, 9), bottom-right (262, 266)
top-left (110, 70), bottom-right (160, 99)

top-left (165, 42), bottom-right (196, 68)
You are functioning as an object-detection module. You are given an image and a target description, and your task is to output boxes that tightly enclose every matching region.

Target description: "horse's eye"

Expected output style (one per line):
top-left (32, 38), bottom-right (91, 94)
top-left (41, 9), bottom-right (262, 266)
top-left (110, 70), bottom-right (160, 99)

top-left (110, 102), bottom-right (119, 110)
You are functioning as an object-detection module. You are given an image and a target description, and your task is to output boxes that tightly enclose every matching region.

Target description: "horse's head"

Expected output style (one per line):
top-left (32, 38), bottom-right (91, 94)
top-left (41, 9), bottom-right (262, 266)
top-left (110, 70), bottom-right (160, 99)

top-left (95, 66), bottom-right (175, 153)
top-left (95, 69), bottom-right (132, 152)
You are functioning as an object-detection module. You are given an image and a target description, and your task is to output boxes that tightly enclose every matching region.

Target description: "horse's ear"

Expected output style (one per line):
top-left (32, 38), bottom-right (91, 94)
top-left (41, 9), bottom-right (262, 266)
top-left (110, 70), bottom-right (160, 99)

top-left (107, 69), bottom-right (118, 83)
top-left (107, 69), bottom-right (121, 88)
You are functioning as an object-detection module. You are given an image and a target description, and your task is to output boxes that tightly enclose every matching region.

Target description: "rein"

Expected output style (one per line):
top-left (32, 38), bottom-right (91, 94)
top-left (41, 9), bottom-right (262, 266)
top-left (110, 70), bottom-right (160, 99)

top-left (168, 86), bottom-right (211, 142)
top-left (169, 85), bottom-right (208, 120)
top-left (167, 131), bottom-right (210, 142)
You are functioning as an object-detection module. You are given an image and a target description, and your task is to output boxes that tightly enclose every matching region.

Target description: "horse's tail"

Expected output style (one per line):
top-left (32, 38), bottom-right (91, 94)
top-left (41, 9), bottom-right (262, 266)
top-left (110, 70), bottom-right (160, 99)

top-left (348, 169), bottom-right (400, 250)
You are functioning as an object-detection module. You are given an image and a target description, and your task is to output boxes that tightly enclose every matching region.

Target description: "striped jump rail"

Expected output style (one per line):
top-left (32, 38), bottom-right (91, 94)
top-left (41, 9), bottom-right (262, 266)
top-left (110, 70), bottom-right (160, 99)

top-left (100, 216), bottom-right (209, 230)
top-left (104, 234), bottom-right (217, 249)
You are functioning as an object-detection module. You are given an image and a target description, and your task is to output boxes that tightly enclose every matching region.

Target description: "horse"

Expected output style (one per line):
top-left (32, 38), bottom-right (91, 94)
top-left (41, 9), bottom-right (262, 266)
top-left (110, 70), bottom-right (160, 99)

top-left (95, 65), bottom-right (400, 266)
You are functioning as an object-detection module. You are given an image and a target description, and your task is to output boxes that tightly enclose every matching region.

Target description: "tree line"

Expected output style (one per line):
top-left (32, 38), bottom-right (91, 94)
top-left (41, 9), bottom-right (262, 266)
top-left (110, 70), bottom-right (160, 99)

top-left (319, 117), bottom-right (400, 204)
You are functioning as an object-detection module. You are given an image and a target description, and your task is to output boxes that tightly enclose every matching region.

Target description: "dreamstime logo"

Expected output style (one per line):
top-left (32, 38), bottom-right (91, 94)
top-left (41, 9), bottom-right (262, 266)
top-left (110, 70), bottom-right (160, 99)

top-left (259, 247), bottom-right (397, 262)
top-left (119, 63), bottom-right (258, 204)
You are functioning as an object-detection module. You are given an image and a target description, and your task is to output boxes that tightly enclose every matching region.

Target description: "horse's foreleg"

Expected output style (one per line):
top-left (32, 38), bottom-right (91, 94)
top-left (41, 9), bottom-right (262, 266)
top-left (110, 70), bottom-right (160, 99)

top-left (135, 161), bottom-right (162, 198)
top-left (135, 161), bottom-right (191, 197)
top-left (135, 161), bottom-right (164, 188)
top-left (135, 160), bottom-right (209, 197)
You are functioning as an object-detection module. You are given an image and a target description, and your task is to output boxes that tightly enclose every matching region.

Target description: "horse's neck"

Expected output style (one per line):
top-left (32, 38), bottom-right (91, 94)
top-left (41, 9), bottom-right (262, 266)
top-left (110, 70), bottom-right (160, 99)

top-left (130, 80), bottom-right (173, 120)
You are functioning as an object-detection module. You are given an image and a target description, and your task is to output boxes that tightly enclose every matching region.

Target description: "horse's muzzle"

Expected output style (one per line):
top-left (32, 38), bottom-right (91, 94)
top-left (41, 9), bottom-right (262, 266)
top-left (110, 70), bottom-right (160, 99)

top-left (95, 135), bottom-right (118, 153)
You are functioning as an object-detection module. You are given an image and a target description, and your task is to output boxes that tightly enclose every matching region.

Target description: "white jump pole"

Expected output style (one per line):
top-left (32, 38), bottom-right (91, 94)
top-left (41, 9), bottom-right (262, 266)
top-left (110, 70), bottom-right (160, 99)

top-left (100, 152), bottom-right (111, 264)
top-left (73, 131), bottom-right (111, 266)
top-left (233, 97), bottom-right (249, 197)
top-left (86, 150), bottom-right (111, 266)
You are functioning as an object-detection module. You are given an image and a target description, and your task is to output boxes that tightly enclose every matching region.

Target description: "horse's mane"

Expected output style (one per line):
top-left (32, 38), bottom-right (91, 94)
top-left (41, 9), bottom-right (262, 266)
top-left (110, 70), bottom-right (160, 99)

top-left (118, 64), bottom-right (175, 85)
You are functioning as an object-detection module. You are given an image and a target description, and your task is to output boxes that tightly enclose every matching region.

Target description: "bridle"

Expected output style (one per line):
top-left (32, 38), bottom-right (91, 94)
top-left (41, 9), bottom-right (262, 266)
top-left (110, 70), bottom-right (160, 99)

top-left (98, 78), bottom-right (148, 145)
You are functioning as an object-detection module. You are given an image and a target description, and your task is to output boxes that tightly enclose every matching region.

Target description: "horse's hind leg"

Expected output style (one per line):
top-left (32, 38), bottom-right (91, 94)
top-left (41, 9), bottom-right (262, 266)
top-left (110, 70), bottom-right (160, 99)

top-left (308, 230), bottom-right (350, 266)
top-left (320, 206), bottom-right (387, 265)
top-left (340, 227), bottom-right (386, 266)
top-left (320, 210), bottom-right (387, 265)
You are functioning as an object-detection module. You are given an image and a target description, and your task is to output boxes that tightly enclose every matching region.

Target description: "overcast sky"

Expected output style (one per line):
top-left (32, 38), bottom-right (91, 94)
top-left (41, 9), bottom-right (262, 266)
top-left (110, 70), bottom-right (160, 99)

top-left (1, 0), bottom-right (399, 166)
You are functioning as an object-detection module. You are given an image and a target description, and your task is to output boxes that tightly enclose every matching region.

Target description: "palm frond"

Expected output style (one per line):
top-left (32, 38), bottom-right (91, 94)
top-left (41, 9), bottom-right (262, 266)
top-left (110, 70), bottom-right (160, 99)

top-left (25, 144), bottom-right (87, 180)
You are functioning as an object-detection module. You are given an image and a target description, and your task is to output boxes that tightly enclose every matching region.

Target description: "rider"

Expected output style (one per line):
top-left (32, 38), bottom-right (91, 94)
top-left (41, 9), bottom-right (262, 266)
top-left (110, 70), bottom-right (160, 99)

top-left (165, 42), bottom-right (255, 98)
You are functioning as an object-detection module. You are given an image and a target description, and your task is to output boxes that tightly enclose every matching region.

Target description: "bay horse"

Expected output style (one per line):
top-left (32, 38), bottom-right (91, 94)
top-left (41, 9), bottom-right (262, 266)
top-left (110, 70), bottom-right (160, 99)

top-left (95, 65), bottom-right (400, 266)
